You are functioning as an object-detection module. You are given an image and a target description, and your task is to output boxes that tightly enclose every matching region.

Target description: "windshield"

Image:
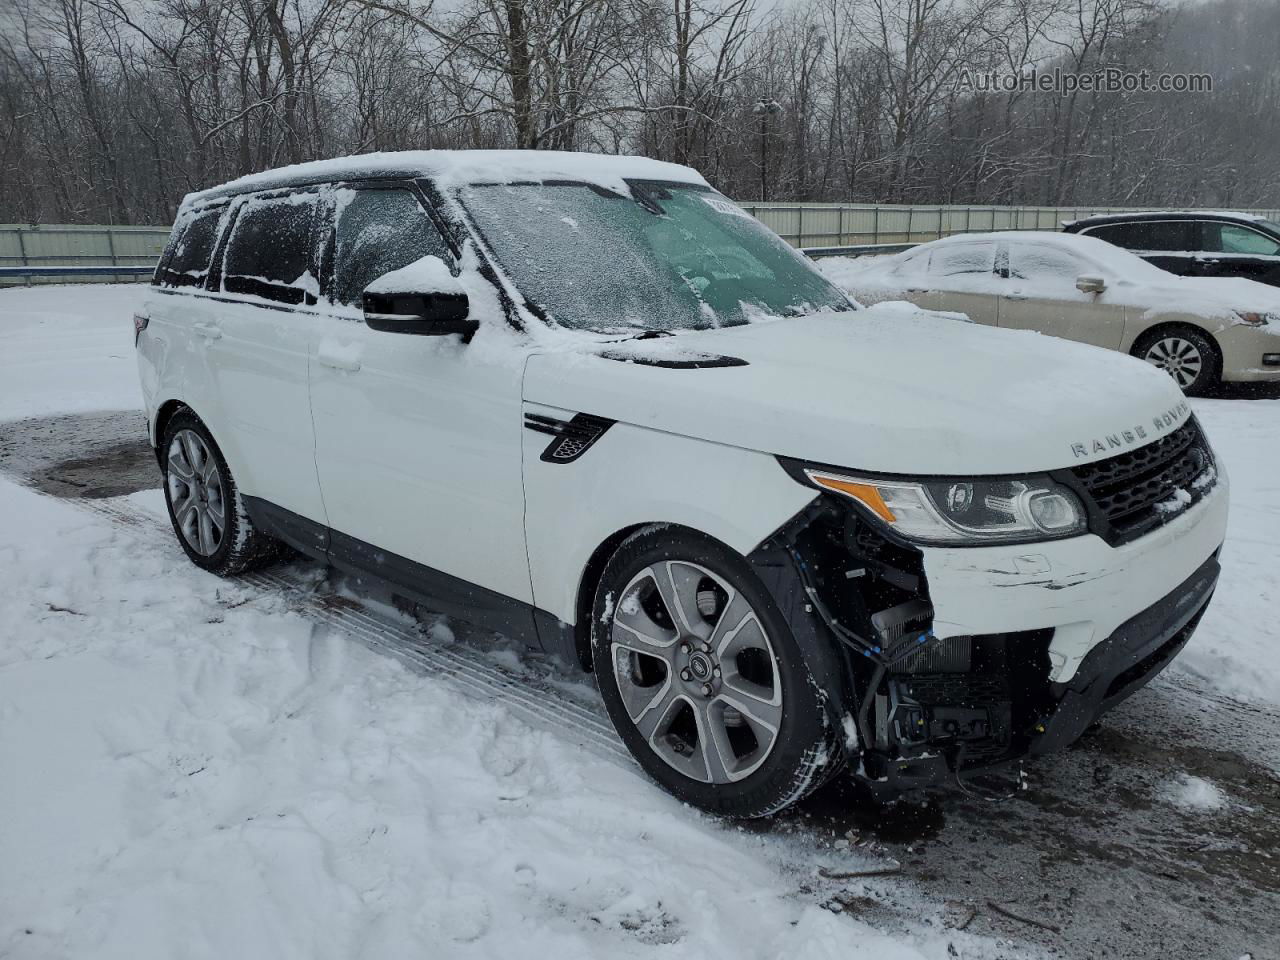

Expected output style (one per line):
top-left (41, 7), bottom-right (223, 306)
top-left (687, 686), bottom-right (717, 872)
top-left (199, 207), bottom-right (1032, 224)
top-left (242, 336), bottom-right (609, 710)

top-left (458, 180), bottom-right (851, 332)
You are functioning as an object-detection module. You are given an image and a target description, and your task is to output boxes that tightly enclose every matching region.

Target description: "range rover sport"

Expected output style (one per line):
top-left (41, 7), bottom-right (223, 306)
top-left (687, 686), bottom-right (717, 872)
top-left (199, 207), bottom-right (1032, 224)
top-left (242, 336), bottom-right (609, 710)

top-left (136, 151), bottom-right (1228, 817)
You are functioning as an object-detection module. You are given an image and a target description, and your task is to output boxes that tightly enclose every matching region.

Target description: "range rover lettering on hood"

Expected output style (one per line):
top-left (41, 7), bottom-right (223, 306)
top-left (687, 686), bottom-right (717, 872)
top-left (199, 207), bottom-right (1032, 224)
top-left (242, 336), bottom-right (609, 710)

top-left (1070, 401), bottom-right (1190, 459)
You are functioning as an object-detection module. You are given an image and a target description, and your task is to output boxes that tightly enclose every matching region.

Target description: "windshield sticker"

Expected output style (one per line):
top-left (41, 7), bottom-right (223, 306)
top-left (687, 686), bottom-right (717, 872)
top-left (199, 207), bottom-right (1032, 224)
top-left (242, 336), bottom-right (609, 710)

top-left (701, 196), bottom-right (754, 220)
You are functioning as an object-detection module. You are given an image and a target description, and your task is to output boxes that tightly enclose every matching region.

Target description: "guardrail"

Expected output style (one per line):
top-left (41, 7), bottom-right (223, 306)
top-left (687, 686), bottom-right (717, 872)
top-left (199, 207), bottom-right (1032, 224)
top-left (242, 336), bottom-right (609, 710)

top-left (802, 242), bottom-right (916, 259)
top-left (1, 265), bottom-right (156, 279)
top-left (1, 222), bottom-right (169, 286)
top-left (0, 241), bottom-right (907, 285)
top-left (6, 198), bottom-right (1279, 284)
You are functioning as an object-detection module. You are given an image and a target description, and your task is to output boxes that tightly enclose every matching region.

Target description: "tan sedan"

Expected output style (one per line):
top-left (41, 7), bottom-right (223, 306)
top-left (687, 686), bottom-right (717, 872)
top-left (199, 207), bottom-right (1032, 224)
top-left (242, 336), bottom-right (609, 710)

top-left (823, 231), bottom-right (1280, 395)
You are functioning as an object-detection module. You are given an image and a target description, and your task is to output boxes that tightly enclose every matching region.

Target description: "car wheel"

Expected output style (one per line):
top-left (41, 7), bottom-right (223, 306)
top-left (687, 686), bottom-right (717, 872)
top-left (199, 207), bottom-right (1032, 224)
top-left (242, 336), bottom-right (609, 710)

top-left (161, 409), bottom-right (282, 575)
top-left (591, 526), bottom-right (843, 818)
top-left (1135, 328), bottom-right (1221, 396)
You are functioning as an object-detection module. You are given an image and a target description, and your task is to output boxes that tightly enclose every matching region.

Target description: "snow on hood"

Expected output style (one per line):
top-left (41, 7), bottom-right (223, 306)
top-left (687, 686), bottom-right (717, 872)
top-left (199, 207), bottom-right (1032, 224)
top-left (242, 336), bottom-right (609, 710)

top-left (522, 303), bottom-right (1191, 476)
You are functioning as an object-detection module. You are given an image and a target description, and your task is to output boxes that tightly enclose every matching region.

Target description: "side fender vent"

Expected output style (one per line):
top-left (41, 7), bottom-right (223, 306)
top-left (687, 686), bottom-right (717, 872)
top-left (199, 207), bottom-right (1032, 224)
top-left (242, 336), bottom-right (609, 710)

top-left (524, 412), bottom-right (615, 464)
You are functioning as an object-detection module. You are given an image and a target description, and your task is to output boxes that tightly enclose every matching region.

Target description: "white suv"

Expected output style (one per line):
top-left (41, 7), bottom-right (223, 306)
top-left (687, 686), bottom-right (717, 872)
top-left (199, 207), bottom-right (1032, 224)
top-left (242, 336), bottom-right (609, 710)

top-left (136, 151), bottom-right (1228, 817)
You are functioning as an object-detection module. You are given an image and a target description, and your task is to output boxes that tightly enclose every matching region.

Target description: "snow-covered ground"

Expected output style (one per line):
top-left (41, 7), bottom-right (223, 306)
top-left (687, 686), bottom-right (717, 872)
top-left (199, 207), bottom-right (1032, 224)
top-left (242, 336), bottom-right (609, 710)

top-left (0, 285), bottom-right (1009, 960)
top-left (3, 283), bottom-right (1279, 958)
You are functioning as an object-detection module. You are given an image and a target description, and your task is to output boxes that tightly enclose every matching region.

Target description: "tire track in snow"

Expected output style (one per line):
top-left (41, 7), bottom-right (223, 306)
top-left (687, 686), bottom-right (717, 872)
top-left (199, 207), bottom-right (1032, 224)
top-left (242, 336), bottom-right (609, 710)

top-left (55, 492), bottom-right (633, 766)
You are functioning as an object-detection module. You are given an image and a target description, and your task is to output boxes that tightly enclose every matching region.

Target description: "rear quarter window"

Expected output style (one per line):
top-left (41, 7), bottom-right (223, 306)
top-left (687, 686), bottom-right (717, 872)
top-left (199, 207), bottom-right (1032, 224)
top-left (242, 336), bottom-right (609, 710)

top-left (160, 205), bottom-right (227, 288)
top-left (1081, 222), bottom-right (1137, 248)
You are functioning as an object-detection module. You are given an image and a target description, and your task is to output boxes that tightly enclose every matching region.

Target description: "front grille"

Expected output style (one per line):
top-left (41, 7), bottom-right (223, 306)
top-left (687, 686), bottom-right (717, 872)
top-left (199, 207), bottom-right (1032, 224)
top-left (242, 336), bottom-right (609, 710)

top-left (1069, 418), bottom-right (1215, 544)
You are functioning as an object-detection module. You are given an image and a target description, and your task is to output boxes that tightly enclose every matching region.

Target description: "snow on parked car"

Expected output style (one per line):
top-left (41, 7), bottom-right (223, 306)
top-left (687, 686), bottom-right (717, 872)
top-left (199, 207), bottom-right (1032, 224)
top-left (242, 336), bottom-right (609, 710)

top-left (820, 231), bottom-right (1280, 395)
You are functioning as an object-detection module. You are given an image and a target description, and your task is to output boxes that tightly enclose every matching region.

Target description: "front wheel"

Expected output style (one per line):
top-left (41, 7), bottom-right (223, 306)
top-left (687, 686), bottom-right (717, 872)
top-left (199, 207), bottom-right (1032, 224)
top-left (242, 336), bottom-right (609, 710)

top-left (591, 527), bottom-right (843, 818)
top-left (1135, 327), bottom-right (1221, 396)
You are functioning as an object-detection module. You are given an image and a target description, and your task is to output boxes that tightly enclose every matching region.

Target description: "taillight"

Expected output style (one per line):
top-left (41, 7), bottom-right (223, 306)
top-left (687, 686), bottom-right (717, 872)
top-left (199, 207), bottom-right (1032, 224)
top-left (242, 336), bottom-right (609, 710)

top-left (133, 313), bottom-right (149, 345)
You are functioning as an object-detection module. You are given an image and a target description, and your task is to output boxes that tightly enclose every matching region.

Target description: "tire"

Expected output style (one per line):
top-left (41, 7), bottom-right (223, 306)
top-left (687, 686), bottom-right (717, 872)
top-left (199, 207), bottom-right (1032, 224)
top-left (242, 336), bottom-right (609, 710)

top-left (1133, 326), bottom-right (1221, 397)
top-left (160, 409), bottom-right (282, 575)
top-left (591, 526), bottom-right (843, 818)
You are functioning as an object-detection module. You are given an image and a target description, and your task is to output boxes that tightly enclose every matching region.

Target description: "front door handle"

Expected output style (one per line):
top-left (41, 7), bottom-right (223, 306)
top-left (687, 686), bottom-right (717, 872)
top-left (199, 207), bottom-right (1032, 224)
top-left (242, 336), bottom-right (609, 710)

top-left (318, 352), bottom-right (361, 372)
top-left (1005, 294), bottom-right (1031, 301)
top-left (193, 322), bottom-right (222, 340)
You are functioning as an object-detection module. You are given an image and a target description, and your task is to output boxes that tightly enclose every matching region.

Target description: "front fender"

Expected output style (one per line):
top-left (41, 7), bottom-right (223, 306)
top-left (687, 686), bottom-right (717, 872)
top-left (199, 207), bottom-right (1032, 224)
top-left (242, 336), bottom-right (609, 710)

top-left (521, 406), bottom-right (817, 629)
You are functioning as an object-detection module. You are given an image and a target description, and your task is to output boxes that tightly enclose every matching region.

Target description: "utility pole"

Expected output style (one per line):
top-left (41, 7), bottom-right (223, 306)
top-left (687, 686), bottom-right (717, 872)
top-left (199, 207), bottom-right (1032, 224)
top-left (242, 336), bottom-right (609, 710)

top-left (753, 97), bottom-right (782, 202)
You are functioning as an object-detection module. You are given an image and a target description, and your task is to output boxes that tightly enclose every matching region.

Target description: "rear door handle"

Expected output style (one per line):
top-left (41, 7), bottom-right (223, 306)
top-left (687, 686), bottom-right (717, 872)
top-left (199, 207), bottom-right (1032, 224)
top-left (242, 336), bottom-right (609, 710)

top-left (318, 351), bottom-right (361, 372)
top-left (193, 322), bottom-right (222, 340)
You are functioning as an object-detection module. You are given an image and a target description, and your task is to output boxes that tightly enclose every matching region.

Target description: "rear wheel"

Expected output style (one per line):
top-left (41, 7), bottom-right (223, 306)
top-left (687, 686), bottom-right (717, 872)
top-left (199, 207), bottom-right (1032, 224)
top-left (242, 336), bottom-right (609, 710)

top-left (1135, 327), bottom-right (1220, 396)
top-left (591, 527), bottom-right (842, 818)
top-left (160, 409), bottom-right (282, 575)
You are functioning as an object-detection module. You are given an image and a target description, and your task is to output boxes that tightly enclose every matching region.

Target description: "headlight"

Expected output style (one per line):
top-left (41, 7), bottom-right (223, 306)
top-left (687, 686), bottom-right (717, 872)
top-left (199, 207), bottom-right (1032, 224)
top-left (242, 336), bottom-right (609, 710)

top-left (1234, 310), bottom-right (1278, 326)
top-left (803, 469), bottom-right (1087, 545)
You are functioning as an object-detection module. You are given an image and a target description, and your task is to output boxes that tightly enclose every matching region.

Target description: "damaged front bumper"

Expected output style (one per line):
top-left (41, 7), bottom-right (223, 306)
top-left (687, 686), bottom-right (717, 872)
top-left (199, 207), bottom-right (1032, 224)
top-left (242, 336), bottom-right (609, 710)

top-left (752, 462), bottom-right (1229, 798)
top-left (866, 548), bottom-right (1219, 793)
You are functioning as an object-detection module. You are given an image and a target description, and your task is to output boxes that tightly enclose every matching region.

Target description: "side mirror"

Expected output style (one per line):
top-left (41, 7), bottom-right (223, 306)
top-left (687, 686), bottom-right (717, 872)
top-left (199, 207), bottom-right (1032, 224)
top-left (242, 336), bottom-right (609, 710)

top-left (362, 256), bottom-right (477, 340)
top-left (1076, 275), bottom-right (1106, 294)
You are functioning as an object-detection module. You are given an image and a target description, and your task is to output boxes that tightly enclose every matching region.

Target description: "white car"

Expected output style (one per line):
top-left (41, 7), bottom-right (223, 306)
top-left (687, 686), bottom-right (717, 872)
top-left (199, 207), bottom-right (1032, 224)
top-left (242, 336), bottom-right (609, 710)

top-left (822, 231), bottom-right (1280, 395)
top-left (136, 151), bottom-right (1227, 817)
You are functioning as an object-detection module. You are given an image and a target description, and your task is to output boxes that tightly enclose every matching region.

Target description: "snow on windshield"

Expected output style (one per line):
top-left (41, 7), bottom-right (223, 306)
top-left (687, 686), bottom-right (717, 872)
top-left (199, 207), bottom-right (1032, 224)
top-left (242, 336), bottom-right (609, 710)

top-left (458, 182), bottom-right (849, 332)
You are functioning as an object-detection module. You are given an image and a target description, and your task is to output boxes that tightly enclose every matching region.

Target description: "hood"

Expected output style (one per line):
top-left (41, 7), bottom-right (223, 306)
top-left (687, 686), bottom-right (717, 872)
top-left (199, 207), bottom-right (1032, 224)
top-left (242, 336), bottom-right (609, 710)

top-left (521, 304), bottom-right (1192, 476)
top-left (1136, 275), bottom-right (1280, 317)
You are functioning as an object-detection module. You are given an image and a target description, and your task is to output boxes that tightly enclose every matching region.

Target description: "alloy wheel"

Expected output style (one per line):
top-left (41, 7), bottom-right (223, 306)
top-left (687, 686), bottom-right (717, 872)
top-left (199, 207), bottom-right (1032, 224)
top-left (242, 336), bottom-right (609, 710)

top-left (609, 561), bottom-right (782, 784)
top-left (166, 429), bottom-right (226, 556)
top-left (1144, 336), bottom-right (1204, 389)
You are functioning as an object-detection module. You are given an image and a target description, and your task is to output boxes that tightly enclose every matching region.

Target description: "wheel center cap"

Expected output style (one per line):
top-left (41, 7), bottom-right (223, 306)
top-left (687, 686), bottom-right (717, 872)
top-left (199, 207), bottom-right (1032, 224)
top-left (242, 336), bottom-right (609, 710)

top-left (689, 652), bottom-right (712, 680)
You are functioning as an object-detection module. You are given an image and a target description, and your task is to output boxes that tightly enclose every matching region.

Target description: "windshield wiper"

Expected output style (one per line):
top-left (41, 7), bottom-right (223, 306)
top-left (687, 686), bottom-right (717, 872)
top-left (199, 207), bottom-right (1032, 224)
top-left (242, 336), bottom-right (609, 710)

top-left (606, 329), bottom-right (678, 342)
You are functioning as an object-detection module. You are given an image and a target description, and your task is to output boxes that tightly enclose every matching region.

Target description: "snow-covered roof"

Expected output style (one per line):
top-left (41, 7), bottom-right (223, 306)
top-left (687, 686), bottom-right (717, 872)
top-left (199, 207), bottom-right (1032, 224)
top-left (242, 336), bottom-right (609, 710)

top-left (1063, 210), bottom-right (1275, 227)
top-left (185, 150), bottom-right (709, 205)
top-left (930, 229), bottom-right (1150, 260)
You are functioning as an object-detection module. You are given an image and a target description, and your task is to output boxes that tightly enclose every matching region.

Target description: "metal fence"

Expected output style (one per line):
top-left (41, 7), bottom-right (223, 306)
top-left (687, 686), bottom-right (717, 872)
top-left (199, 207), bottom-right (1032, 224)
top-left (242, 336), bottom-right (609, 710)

top-left (5, 202), bottom-right (1280, 285)
top-left (741, 202), bottom-right (1280, 249)
top-left (0, 223), bottom-right (170, 285)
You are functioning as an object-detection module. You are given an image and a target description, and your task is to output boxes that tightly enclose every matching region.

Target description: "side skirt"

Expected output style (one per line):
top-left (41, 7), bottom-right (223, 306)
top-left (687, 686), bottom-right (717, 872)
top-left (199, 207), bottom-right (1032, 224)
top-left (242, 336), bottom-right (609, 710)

top-left (242, 495), bottom-right (574, 659)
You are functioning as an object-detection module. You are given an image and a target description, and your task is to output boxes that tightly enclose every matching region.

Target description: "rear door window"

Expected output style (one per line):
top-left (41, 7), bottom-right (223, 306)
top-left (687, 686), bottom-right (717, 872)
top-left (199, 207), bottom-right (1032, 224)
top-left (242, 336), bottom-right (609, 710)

top-left (327, 188), bottom-right (453, 307)
top-left (1137, 220), bottom-right (1195, 252)
top-left (222, 193), bottom-right (320, 305)
top-left (161, 205), bottom-right (227, 288)
top-left (928, 242), bottom-right (996, 277)
top-left (1084, 220), bottom-right (1194, 252)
